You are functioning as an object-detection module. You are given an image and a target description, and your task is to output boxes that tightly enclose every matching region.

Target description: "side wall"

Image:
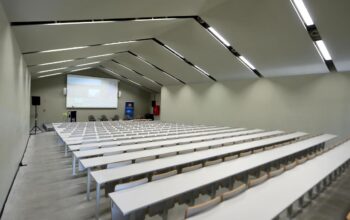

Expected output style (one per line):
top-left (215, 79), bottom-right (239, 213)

top-left (0, 3), bottom-right (31, 210)
top-left (161, 72), bottom-right (350, 137)
top-left (30, 69), bottom-right (152, 126)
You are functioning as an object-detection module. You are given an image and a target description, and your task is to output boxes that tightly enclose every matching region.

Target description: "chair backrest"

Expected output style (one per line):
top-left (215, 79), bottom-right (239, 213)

top-left (182, 163), bottom-right (203, 173)
top-left (297, 157), bottom-right (308, 165)
top-left (248, 172), bottom-right (268, 187)
top-left (135, 156), bottom-right (156, 163)
top-left (268, 167), bottom-right (285, 178)
top-left (159, 152), bottom-right (177, 158)
top-left (185, 196), bottom-right (222, 218)
top-left (107, 161), bottom-right (132, 169)
top-left (285, 160), bottom-right (297, 170)
top-left (253, 148), bottom-right (264, 153)
top-left (240, 151), bottom-right (252, 157)
top-left (179, 149), bottom-right (194, 154)
top-left (224, 154), bottom-right (238, 161)
top-left (151, 170), bottom-right (177, 181)
top-left (204, 158), bottom-right (222, 167)
top-left (221, 183), bottom-right (247, 201)
top-left (114, 177), bottom-right (148, 191)
top-left (103, 151), bottom-right (121, 157)
top-left (80, 146), bottom-right (99, 151)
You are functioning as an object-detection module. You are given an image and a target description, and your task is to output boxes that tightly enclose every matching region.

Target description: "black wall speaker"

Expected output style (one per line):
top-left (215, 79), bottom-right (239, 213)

top-left (151, 100), bottom-right (156, 107)
top-left (32, 96), bottom-right (41, 106)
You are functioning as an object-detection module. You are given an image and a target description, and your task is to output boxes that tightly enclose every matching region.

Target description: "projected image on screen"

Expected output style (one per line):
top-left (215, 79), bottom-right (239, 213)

top-left (66, 75), bottom-right (118, 108)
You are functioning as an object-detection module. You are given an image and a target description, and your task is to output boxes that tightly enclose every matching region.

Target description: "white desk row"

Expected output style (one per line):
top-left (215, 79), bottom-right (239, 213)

top-left (91, 132), bottom-right (307, 216)
top-left (188, 139), bottom-right (350, 220)
top-left (109, 134), bottom-right (335, 219)
top-left (68, 127), bottom-right (235, 152)
top-left (84, 130), bottom-right (283, 200)
top-left (72, 128), bottom-right (251, 175)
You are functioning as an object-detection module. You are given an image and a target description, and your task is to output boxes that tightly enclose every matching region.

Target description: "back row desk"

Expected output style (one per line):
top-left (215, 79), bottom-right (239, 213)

top-left (92, 132), bottom-right (307, 216)
top-left (84, 130), bottom-right (284, 200)
top-left (63, 126), bottom-right (231, 146)
top-left (108, 134), bottom-right (335, 219)
top-left (68, 127), bottom-right (237, 152)
top-left (72, 129), bottom-right (258, 174)
top-left (188, 139), bottom-right (350, 220)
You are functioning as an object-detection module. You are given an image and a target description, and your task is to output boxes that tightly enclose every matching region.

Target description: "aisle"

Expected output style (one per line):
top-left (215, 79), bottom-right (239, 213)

top-left (2, 132), bottom-right (110, 220)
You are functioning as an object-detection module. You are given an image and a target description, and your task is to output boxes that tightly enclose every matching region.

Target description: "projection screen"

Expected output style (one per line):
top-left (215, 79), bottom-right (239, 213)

top-left (66, 74), bottom-right (119, 108)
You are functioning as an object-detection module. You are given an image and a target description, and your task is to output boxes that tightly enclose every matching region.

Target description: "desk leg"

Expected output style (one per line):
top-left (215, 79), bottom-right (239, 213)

top-left (87, 168), bottom-right (91, 200)
top-left (72, 154), bottom-right (76, 176)
top-left (65, 144), bottom-right (68, 156)
top-left (96, 183), bottom-right (100, 219)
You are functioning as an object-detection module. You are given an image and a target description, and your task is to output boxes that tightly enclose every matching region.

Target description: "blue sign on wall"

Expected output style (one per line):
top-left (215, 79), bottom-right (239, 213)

top-left (125, 102), bottom-right (134, 120)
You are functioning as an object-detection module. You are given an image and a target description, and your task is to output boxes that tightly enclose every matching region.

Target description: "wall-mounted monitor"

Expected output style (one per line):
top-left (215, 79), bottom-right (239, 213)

top-left (66, 74), bottom-right (119, 108)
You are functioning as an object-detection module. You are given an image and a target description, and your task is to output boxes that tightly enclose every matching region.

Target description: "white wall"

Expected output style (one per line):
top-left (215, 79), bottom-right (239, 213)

top-left (161, 72), bottom-right (350, 138)
top-left (0, 2), bottom-right (31, 210)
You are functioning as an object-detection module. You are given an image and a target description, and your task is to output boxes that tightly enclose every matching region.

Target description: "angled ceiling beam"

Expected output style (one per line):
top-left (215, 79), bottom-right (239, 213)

top-left (13, 15), bottom-right (265, 78)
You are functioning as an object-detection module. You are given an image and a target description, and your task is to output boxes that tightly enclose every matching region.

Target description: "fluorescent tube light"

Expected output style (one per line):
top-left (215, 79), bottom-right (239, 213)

top-left (76, 61), bottom-right (100, 67)
top-left (38, 59), bottom-right (74, 66)
top-left (38, 67), bottom-right (67, 73)
top-left (208, 27), bottom-right (230, 47)
top-left (292, 0), bottom-right (314, 26)
top-left (103, 41), bottom-right (136, 46)
top-left (39, 46), bottom-right (89, 53)
top-left (164, 45), bottom-right (184, 58)
top-left (38, 72), bottom-right (63, 78)
top-left (315, 40), bottom-right (332, 60)
top-left (70, 67), bottom-right (92, 72)
top-left (87, 53), bottom-right (114, 59)
top-left (194, 65), bottom-right (210, 76)
top-left (239, 56), bottom-right (256, 70)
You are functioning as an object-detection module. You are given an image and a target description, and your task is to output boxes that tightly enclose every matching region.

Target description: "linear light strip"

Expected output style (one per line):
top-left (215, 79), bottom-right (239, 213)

top-left (208, 27), bottom-right (231, 47)
top-left (86, 53), bottom-right (114, 59)
top-left (76, 61), bottom-right (101, 67)
top-left (38, 72), bottom-right (63, 78)
top-left (69, 67), bottom-right (92, 72)
top-left (38, 59), bottom-right (74, 66)
top-left (112, 60), bottom-right (163, 86)
top-left (38, 67), bottom-right (67, 73)
top-left (127, 51), bottom-right (186, 84)
top-left (239, 56), bottom-right (256, 70)
top-left (290, 0), bottom-right (336, 71)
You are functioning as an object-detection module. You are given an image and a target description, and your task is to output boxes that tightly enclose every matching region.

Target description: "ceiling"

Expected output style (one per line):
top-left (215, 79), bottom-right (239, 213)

top-left (2, 0), bottom-right (349, 92)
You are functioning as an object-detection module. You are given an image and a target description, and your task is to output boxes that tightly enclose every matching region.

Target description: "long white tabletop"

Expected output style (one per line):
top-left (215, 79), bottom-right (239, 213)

top-left (188, 140), bottom-right (350, 220)
top-left (81, 130), bottom-right (283, 170)
top-left (91, 132), bottom-right (306, 216)
top-left (68, 127), bottom-right (235, 152)
top-left (109, 134), bottom-right (335, 217)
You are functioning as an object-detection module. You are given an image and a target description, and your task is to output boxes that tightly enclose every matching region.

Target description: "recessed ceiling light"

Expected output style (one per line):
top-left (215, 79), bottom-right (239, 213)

top-left (76, 61), bottom-right (101, 67)
top-left (208, 27), bottom-right (231, 47)
top-left (46, 21), bottom-right (114, 25)
top-left (291, 0), bottom-right (314, 26)
top-left (39, 46), bottom-right (89, 53)
top-left (239, 56), bottom-right (256, 70)
top-left (87, 53), bottom-right (114, 59)
top-left (38, 72), bottom-right (63, 78)
top-left (164, 45), bottom-right (184, 58)
top-left (70, 67), bottom-right (92, 72)
top-left (315, 40), bottom-right (332, 60)
top-left (38, 59), bottom-right (74, 66)
top-left (38, 67), bottom-right (68, 73)
top-left (194, 65), bottom-right (210, 76)
top-left (103, 41), bottom-right (136, 46)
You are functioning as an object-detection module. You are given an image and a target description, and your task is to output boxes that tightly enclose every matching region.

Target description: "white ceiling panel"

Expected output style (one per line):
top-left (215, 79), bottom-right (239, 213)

top-left (1, 0), bottom-right (226, 22)
top-left (12, 20), bottom-right (182, 53)
top-left (305, 0), bottom-right (350, 72)
top-left (200, 0), bottom-right (329, 77)
top-left (113, 53), bottom-right (182, 86)
top-left (131, 40), bottom-right (211, 83)
top-left (158, 20), bottom-right (256, 80)
top-left (24, 43), bottom-right (132, 66)
top-left (102, 61), bottom-right (161, 92)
